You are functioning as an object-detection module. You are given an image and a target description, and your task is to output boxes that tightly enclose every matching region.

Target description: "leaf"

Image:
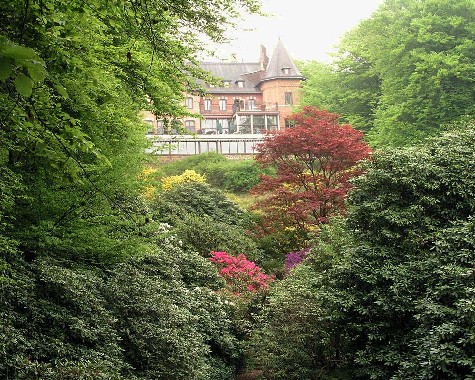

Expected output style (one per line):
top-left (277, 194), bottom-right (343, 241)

top-left (14, 73), bottom-right (33, 97)
top-left (0, 57), bottom-right (13, 80)
top-left (3, 45), bottom-right (40, 62)
top-left (54, 83), bottom-right (69, 99)
top-left (25, 61), bottom-right (47, 82)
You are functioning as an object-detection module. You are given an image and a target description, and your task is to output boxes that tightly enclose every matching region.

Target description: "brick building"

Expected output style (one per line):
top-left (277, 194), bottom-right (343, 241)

top-left (145, 39), bottom-right (304, 135)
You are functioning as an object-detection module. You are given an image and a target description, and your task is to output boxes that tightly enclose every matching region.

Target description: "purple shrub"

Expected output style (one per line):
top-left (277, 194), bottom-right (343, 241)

top-left (285, 247), bottom-right (311, 272)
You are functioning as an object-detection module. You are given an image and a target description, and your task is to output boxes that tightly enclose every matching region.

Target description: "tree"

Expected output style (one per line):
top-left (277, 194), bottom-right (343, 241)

top-left (301, 0), bottom-right (475, 147)
top-left (0, 0), bottom-right (262, 249)
top-left (249, 219), bottom-right (354, 380)
top-left (299, 58), bottom-right (380, 135)
top-left (251, 106), bottom-right (371, 243)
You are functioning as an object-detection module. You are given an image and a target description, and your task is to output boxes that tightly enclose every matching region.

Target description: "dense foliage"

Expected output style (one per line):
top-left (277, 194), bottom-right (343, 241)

top-left (152, 181), bottom-right (262, 260)
top-left (0, 0), bottom-right (262, 377)
top-left (1, 224), bottom-right (243, 379)
top-left (251, 125), bottom-right (475, 379)
top-left (300, 0), bottom-right (475, 147)
top-left (4, 1), bottom-right (475, 378)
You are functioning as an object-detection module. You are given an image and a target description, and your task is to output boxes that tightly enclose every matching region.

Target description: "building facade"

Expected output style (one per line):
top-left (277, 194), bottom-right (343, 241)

top-left (145, 39), bottom-right (304, 135)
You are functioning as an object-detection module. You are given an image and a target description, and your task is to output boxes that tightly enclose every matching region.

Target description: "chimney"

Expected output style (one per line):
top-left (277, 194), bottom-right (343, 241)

top-left (259, 45), bottom-right (269, 70)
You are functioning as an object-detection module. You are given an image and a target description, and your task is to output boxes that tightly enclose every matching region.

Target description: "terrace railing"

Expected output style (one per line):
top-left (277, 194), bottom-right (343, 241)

top-left (147, 134), bottom-right (269, 157)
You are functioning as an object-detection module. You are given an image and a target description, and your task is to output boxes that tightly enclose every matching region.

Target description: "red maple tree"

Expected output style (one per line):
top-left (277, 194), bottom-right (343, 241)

top-left (251, 106), bottom-right (371, 235)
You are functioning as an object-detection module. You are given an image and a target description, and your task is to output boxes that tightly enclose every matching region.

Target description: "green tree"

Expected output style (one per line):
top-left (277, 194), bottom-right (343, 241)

top-left (302, 0), bottom-right (475, 147)
top-left (0, 0), bottom-right (262, 262)
top-left (249, 220), bottom-right (353, 380)
top-left (338, 124), bottom-right (475, 378)
top-left (299, 57), bottom-right (380, 135)
top-left (0, 0), bottom-right (263, 377)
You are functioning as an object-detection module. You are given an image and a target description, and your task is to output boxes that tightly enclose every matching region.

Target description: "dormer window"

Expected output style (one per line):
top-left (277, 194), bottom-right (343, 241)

top-left (282, 67), bottom-right (291, 75)
top-left (223, 80), bottom-right (231, 88)
top-left (236, 80), bottom-right (245, 88)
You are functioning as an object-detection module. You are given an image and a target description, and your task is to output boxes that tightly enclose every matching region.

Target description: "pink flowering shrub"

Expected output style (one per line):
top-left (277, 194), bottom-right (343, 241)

top-left (209, 251), bottom-right (274, 295)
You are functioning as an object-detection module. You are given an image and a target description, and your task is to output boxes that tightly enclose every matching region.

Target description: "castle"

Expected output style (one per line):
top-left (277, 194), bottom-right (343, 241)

top-left (145, 39), bottom-right (304, 135)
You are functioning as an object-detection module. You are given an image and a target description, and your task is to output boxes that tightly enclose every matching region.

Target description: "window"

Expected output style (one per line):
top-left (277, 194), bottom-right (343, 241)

top-left (156, 120), bottom-right (164, 134)
top-left (202, 118), bottom-right (232, 134)
top-left (223, 80), bottom-right (231, 88)
top-left (185, 97), bottom-right (193, 109)
top-left (266, 115), bottom-right (278, 131)
top-left (253, 115), bottom-right (265, 134)
top-left (247, 98), bottom-right (256, 110)
top-left (184, 120), bottom-right (195, 133)
top-left (285, 92), bottom-right (293, 105)
top-left (219, 98), bottom-right (227, 111)
top-left (236, 80), bottom-right (244, 88)
top-left (204, 99), bottom-right (212, 111)
top-left (237, 115), bottom-right (251, 134)
top-left (285, 119), bottom-right (295, 129)
top-left (282, 67), bottom-right (290, 75)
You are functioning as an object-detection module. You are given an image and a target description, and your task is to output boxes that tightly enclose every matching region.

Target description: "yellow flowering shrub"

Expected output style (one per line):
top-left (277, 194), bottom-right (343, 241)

top-left (161, 170), bottom-right (206, 191)
top-left (140, 167), bottom-right (158, 199)
top-left (140, 167), bottom-right (157, 178)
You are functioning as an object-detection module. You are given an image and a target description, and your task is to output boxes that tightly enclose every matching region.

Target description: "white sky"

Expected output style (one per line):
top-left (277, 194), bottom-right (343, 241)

top-left (204, 0), bottom-right (385, 63)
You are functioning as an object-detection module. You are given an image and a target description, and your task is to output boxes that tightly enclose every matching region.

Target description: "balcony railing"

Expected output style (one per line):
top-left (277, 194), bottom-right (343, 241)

top-left (200, 102), bottom-right (278, 114)
top-left (147, 134), bottom-right (269, 156)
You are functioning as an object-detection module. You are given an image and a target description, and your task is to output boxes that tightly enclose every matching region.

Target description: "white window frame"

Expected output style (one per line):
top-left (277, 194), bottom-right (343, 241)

top-left (219, 98), bottom-right (227, 111)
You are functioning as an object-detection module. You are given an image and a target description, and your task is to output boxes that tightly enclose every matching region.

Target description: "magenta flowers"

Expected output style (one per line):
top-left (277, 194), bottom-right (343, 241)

top-left (210, 251), bottom-right (273, 294)
top-left (285, 247), bottom-right (311, 272)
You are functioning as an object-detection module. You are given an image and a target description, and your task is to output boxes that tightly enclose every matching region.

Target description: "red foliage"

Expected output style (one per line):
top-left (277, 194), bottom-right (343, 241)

top-left (251, 106), bottom-right (371, 233)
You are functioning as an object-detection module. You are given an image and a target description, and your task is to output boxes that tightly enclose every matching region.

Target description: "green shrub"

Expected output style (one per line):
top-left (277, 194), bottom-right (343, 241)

top-left (0, 254), bottom-right (125, 379)
top-left (157, 152), bottom-right (227, 177)
top-left (251, 125), bottom-right (475, 379)
top-left (151, 182), bottom-right (262, 260)
top-left (249, 220), bottom-right (353, 380)
top-left (176, 214), bottom-right (262, 260)
top-left (153, 182), bottom-right (246, 226)
top-left (336, 126), bottom-right (475, 379)
top-left (108, 250), bottom-right (240, 380)
top-left (155, 153), bottom-right (273, 193)
top-left (0, 227), bottom-right (242, 380)
top-left (206, 159), bottom-right (266, 193)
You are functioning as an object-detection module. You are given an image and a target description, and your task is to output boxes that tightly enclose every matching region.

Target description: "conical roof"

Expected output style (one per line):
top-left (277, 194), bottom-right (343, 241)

top-left (260, 39), bottom-right (304, 82)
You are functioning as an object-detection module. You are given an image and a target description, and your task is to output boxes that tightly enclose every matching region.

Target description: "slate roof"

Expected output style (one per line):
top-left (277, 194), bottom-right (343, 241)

top-left (199, 62), bottom-right (262, 94)
top-left (261, 39), bottom-right (304, 82)
top-left (198, 40), bottom-right (303, 93)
